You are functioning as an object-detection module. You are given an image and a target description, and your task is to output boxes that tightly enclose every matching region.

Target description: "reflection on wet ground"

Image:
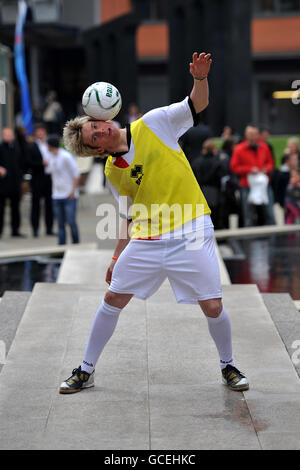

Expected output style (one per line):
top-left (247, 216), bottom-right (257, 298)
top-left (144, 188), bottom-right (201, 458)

top-left (0, 257), bottom-right (62, 297)
top-left (224, 233), bottom-right (300, 300)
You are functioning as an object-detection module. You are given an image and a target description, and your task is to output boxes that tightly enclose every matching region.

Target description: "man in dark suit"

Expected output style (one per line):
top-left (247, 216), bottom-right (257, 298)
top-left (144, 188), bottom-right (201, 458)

top-left (26, 124), bottom-right (54, 237)
top-left (0, 127), bottom-right (26, 237)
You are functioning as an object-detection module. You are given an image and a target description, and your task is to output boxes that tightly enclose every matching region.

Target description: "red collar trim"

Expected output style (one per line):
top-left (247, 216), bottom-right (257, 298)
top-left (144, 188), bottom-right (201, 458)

top-left (113, 156), bottom-right (129, 168)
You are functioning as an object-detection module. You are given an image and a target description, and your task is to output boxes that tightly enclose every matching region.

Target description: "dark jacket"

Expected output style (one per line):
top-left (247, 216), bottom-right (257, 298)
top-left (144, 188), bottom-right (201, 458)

top-left (25, 142), bottom-right (52, 192)
top-left (0, 141), bottom-right (24, 195)
top-left (192, 153), bottom-right (225, 207)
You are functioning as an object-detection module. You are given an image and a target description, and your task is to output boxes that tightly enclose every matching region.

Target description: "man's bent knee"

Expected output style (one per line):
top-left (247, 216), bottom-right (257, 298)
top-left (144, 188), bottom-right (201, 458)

top-left (104, 290), bottom-right (133, 309)
top-left (198, 298), bottom-right (223, 318)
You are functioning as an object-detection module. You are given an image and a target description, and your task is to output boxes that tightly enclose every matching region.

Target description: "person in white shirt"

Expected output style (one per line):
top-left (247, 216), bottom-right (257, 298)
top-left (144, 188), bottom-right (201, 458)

top-left (46, 135), bottom-right (80, 245)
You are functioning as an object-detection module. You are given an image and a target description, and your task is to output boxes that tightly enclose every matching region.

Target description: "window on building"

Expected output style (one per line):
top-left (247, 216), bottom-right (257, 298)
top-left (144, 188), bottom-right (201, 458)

top-left (254, 0), bottom-right (300, 14)
top-left (132, 0), bottom-right (166, 20)
top-left (254, 0), bottom-right (276, 14)
top-left (150, 0), bottom-right (167, 20)
top-left (278, 0), bottom-right (300, 12)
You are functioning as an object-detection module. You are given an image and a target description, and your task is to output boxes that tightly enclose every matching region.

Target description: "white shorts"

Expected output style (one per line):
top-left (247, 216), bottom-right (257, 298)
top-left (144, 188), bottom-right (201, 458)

top-left (109, 217), bottom-right (222, 304)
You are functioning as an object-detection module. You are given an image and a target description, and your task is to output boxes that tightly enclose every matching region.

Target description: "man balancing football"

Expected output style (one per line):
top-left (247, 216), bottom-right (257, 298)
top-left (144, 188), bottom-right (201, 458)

top-left (60, 52), bottom-right (249, 394)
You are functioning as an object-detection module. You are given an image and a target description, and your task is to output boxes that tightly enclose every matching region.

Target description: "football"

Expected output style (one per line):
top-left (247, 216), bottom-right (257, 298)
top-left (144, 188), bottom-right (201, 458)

top-left (82, 82), bottom-right (122, 120)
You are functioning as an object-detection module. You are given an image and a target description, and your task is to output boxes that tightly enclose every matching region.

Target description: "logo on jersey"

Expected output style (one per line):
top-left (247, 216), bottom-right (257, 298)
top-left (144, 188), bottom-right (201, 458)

top-left (130, 165), bottom-right (144, 185)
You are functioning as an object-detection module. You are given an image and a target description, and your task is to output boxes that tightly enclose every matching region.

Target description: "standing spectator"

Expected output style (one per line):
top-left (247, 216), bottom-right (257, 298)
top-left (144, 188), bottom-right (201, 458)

top-left (126, 103), bottom-right (142, 124)
top-left (285, 168), bottom-right (300, 224)
top-left (192, 139), bottom-right (224, 229)
top-left (230, 125), bottom-right (274, 227)
top-left (259, 126), bottom-right (277, 224)
top-left (218, 137), bottom-right (241, 228)
top-left (46, 135), bottom-right (80, 245)
top-left (43, 91), bottom-right (63, 134)
top-left (275, 152), bottom-right (300, 208)
top-left (259, 126), bottom-right (275, 164)
top-left (281, 137), bottom-right (300, 165)
top-left (221, 125), bottom-right (233, 140)
top-left (26, 123), bottom-right (54, 237)
top-left (180, 122), bottom-right (213, 164)
top-left (0, 127), bottom-right (26, 237)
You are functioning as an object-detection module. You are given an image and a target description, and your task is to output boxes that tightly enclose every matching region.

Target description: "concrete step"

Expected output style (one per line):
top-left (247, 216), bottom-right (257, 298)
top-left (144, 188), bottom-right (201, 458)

top-left (56, 248), bottom-right (113, 286)
top-left (0, 291), bottom-right (31, 373)
top-left (262, 293), bottom-right (300, 379)
top-left (0, 283), bottom-right (300, 449)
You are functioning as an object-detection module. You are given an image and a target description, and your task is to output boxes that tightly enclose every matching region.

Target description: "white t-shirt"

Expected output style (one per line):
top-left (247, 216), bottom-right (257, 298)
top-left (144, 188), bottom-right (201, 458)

top-left (46, 148), bottom-right (80, 199)
top-left (106, 97), bottom-right (212, 235)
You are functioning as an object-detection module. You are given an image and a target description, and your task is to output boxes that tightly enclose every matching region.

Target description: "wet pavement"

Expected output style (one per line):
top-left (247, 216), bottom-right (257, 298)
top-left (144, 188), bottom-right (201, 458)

top-left (0, 257), bottom-right (62, 297)
top-left (224, 233), bottom-right (300, 299)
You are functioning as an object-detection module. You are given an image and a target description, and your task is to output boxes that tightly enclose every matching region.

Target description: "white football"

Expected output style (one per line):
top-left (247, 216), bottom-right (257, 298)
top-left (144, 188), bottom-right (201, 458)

top-left (82, 82), bottom-right (122, 120)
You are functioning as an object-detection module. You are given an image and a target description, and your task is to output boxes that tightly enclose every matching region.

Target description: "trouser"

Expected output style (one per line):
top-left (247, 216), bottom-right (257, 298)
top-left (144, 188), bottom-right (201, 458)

top-left (31, 178), bottom-right (53, 234)
top-left (0, 192), bottom-right (21, 235)
top-left (52, 198), bottom-right (79, 245)
top-left (240, 185), bottom-right (275, 227)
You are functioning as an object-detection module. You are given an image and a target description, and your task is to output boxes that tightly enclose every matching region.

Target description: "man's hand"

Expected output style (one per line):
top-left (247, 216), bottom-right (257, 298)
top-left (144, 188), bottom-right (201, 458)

top-left (106, 259), bottom-right (117, 285)
top-left (189, 52), bottom-right (212, 114)
top-left (0, 166), bottom-right (7, 178)
top-left (190, 52), bottom-right (212, 80)
top-left (251, 167), bottom-right (260, 174)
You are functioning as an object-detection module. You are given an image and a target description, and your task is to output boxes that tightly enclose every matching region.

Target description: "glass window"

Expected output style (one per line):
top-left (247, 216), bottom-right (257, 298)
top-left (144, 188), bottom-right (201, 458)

top-left (254, 0), bottom-right (300, 13)
top-left (279, 0), bottom-right (300, 12)
top-left (254, 0), bottom-right (277, 13)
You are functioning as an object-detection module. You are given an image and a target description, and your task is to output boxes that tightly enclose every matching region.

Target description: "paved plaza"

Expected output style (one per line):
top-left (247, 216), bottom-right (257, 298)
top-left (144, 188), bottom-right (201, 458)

top-left (0, 189), bottom-right (300, 450)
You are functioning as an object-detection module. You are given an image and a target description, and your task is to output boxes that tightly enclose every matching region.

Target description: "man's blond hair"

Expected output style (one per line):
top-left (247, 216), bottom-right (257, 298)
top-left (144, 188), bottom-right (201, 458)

top-left (63, 116), bottom-right (109, 158)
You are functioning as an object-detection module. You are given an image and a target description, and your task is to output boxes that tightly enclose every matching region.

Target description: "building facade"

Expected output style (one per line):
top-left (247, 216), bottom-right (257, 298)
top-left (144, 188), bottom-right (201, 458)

top-left (0, 0), bottom-right (299, 134)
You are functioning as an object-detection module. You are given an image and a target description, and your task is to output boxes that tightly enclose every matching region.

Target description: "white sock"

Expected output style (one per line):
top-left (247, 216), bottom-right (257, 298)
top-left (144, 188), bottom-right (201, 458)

top-left (206, 308), bottom-right (234, 370)
top-left (81, 300), bottom-right (121, 374)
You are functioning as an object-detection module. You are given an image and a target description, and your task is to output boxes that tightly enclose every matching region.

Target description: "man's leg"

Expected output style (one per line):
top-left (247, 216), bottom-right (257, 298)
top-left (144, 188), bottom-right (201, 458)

top-left (31, 190), bottom-right (41, 236)
top-left (10, 192), bottom-right (21, 235)
top-left (59, 292), bottom-right (133, 393)
top-left (199, 298), bottom-right (234, 369)
top-left (0, 195), bottom-right (5, 236)
top-left (64, 198), bottom-right (80, 244)
top-left (80, 291), bottom-right (133, 374)
top-left (240, 187), bottom-right (254, 227)
top-left (44, 188), bottom-right (54, 234)
top-left (52, 199), bottom-right (66, 245)
top-left (199, 298), bottom-right (248, 391)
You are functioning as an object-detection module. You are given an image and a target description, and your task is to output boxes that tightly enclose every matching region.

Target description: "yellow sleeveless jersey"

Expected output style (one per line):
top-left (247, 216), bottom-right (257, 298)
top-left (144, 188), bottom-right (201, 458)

top-left (105, 118), bottom-right (211, 238)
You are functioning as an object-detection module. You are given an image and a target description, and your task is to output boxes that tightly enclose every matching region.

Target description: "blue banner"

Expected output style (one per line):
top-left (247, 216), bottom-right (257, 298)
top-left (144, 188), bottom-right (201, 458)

top-left (14, 0), bottom-right (33, 135)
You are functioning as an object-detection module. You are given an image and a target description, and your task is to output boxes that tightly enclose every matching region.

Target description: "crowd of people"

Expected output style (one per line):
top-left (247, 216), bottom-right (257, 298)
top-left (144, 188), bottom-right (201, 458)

top-left (0, 122), bottom-right (80, 245)
top-left (0, 96), bottom-right (299, 242)
top-left (182, 125), bottom-right (300, 229)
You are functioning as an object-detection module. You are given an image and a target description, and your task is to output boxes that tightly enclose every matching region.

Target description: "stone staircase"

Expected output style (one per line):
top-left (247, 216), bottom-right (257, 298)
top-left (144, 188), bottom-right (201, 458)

top-left (0, 248), bottom-right (300, 450)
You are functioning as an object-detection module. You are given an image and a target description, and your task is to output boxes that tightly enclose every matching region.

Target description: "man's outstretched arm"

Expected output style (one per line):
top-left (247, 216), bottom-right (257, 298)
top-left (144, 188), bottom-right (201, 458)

top-left (189, 52), bottom-right (212, 114)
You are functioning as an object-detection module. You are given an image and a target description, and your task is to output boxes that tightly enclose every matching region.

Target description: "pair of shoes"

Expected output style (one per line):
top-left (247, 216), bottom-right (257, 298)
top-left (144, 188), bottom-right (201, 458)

top-left (59, 366), bottom-right (94, 394)
top-left (222, 365), bottom-right (249, 391)
top-left (46, 231), bottom-right (57, 236)
top-left (59, 364), bottom-right (249, 395)
top-left (12, 232), bottom-right (27, 238)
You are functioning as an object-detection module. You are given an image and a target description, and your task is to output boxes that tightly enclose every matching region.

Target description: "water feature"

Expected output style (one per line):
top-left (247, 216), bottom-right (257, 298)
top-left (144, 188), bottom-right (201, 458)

top-left (0, 256), bottom-right (62, 297)
top-left (223, 233), bottom-right (300, 300)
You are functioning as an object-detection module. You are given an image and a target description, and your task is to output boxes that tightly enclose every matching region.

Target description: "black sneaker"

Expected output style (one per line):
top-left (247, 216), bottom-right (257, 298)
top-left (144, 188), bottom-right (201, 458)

top-left (222, 365), bottom-right (249, 391)
top-left (59, 366), bottom-right (94, 394)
